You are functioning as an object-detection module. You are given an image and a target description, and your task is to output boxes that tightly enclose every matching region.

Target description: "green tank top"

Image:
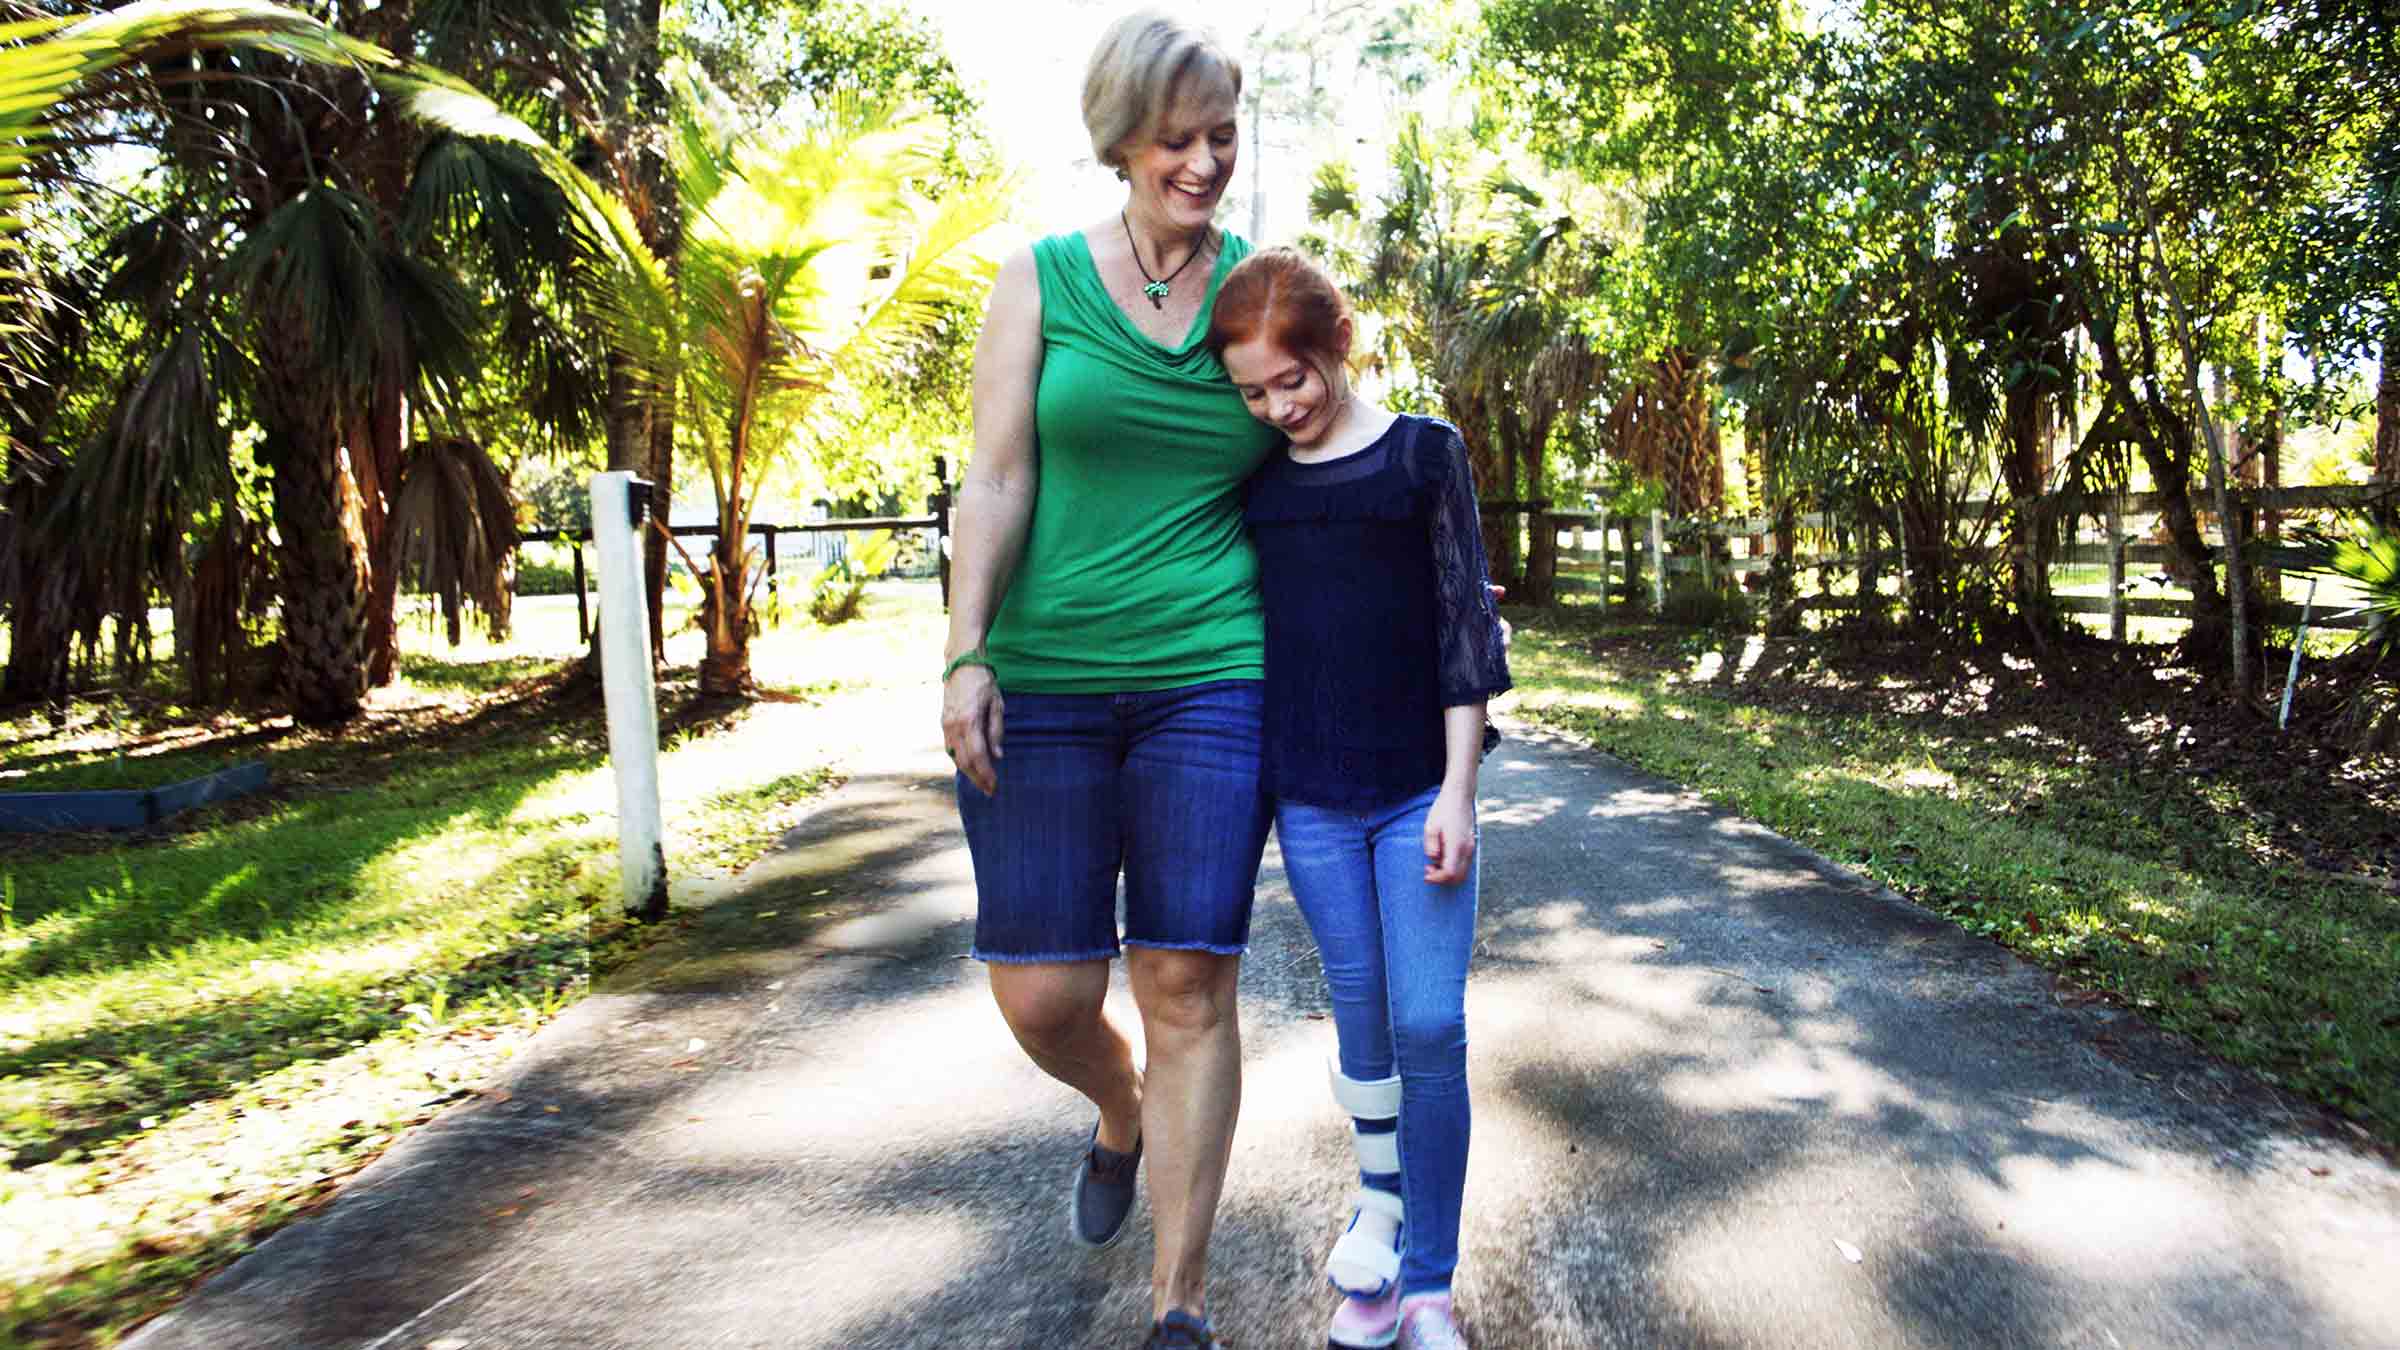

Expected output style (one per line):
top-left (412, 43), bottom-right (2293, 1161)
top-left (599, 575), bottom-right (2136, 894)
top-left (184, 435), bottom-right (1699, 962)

top-left (985, 230), bottom-right (1282, 692)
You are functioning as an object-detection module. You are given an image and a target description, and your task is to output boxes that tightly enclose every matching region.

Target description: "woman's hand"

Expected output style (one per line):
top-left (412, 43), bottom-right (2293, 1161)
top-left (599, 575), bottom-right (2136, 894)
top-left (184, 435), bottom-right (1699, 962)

top-left (1423, 786), bottom-right (1477, 885)
top-left (943, 665), bottom-right (1005, 795)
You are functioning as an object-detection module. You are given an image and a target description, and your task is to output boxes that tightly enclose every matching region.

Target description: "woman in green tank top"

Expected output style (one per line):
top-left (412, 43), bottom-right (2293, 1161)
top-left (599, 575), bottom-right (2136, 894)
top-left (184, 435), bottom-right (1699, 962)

top-left (937, 12), bottom-right (1273, 1350)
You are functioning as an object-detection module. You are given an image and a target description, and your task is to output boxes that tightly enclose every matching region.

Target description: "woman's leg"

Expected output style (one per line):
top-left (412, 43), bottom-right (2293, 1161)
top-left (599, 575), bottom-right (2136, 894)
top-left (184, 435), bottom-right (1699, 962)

top-left (1366, 790), bottom-right (1478, 1298)
top-left (957, 689), bottom-right (1147, 1234)
top-left (1118, 680), bottom-right (1274, 1323)
top-left (1127, 946), bottom-right (1243, 1320)
top-left (989, 959), bottom-right (1143, 1152)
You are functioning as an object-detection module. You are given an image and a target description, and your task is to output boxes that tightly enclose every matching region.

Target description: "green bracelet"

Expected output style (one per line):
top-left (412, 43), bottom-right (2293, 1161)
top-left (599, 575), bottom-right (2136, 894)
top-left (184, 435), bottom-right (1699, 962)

top-left (943, 646), bottom-right (994, 681)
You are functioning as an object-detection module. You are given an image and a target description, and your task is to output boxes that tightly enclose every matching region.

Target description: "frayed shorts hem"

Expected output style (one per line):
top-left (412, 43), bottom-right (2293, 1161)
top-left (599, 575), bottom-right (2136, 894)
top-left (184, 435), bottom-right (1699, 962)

top-left (1120, 937), bottom-right (1248, 957)
top-left (971, 946), bottom-right (1122, 965)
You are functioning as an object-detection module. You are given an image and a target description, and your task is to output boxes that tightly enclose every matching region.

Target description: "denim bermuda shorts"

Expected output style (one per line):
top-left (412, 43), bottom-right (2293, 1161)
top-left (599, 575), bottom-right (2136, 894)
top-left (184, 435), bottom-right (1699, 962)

top-left (957, 679), bottom-right (1273, 963)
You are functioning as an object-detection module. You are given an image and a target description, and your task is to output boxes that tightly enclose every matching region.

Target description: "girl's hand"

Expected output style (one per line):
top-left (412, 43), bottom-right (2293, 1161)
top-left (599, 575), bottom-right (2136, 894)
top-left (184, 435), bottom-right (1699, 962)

top-left (942, 665), bottom-right (1005, 795)
top-left (1423, 787), bottom-right (1477, 885)
top-left (1487, 583), bottom-right (1512, 649)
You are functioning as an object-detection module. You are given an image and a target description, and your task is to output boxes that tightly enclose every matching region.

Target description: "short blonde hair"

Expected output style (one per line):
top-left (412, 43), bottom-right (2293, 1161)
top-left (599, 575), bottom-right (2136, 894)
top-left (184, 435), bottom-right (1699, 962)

top-left (1082, 10), bottom-right (1242, 174)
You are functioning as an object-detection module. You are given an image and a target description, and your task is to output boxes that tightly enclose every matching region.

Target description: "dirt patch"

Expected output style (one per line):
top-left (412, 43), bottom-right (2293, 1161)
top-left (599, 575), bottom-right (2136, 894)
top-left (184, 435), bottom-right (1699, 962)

top-left (1578, 621), bottom-right (2400, 885)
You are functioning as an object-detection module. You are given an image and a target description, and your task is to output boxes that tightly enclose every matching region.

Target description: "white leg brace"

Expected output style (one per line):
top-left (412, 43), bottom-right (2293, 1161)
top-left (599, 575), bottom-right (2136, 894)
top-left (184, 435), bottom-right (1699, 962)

top-left (1327, 1063), bottom-right (1404, 1297)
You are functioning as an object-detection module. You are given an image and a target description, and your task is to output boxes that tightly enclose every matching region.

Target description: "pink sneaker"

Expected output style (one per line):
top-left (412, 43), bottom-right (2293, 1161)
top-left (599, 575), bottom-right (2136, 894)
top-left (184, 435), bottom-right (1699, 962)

top-left (1397, 1294), bottom-right (1468, 1350)
top-left (1328, 1284), bottom-right (1402, 1349)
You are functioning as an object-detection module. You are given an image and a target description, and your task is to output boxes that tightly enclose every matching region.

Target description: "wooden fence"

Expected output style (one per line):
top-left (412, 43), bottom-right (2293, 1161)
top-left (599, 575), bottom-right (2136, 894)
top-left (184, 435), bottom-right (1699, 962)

top-left (523, 510), bottom-right (948, 643)
top-left (1524, 481), bottom-right (2394, 636)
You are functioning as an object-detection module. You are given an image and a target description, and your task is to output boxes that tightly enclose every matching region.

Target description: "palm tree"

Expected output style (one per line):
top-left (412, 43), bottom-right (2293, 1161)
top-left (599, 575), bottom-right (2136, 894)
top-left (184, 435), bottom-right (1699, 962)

top-left (1307, 116), bottom-right (1613, 600)
top-left (2, 1), bottom-right (653, 720)
top-left (659, 98), bottom-right (1011, 694)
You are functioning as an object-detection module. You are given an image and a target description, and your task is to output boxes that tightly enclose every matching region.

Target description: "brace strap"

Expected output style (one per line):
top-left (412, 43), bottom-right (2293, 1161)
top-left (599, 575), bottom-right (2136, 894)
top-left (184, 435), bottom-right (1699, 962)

top-left (1330, 1064), bottom-right (1402, 1119)
top-left (1352, 1125), bottom-right (1401, 1175)
top-left (1327, 1188), bottom-right (1405, 1295)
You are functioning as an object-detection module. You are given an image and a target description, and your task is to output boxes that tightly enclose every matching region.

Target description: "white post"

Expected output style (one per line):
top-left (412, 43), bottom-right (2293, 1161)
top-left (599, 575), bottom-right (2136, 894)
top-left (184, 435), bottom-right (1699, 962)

top-left (2106, 494), bottom-right (2127, 643)
top-left (1648, 509), bottom-right (1667, 611)
top-left (590, 472), bottom-right (668, 918)
top-left (2278, 575), bottom-right (2321, 732)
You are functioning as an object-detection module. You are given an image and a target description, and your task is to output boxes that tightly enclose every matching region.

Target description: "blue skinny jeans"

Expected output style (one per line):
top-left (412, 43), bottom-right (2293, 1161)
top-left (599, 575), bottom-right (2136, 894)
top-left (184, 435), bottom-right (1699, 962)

top-left (1276, 785), bottom-right (1476, 1297)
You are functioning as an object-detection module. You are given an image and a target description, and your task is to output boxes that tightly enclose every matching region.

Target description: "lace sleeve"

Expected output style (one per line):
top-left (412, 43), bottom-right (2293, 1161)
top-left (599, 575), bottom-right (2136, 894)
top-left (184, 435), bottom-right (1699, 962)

top-left (1429, 425), bottom-right (1513, 707)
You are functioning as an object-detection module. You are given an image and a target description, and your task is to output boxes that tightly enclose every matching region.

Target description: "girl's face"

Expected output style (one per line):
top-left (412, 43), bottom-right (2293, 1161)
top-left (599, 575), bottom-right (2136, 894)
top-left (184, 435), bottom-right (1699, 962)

top-left (1224, 332), bottom-right (1345, 450)
top-left (1119, 71), bottom-right (1238, 234)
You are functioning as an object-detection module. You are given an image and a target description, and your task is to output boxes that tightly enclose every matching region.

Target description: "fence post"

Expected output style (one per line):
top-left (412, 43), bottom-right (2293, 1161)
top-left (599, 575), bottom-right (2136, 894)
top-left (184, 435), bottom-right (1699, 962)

top-left (589, 472), bottom-right (668, 920)
top-left (1595, 512), bottom-right (1611, 614)
top-left (2106, 493), bottom-right (2127, 643)
top-left (572, 537), bottom-right (589, 644)
top-left (763, 526), bottom-right (780, 623)
top-left (1648, 509), bottom-right (1667, 611)
top-left (932, 456), bottom-right (953, 610)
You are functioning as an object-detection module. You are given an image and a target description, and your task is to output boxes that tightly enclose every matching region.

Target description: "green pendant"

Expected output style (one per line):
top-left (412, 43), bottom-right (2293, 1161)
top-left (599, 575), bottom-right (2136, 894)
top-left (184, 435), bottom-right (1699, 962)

top-left (1143, 280), bottom-right (1170, 308)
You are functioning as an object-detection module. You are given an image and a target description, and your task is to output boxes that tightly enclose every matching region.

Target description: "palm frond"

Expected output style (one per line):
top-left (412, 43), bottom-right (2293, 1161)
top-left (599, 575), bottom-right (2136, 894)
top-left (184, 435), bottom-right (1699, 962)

top-left (391, 432), bottom-right (517, 647)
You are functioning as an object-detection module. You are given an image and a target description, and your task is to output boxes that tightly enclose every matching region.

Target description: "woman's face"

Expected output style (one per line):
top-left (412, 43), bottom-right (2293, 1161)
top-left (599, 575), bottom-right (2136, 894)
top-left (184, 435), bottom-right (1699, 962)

top-left (1118, 68), bottom-right (1238, 233)
top-left (1224, 333), bottom-right (1343, 450)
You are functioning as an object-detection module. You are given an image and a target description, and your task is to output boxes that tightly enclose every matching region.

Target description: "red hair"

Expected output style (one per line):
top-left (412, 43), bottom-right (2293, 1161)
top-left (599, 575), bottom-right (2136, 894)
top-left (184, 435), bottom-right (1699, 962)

top-left (1205, 246), bottom-right (1353, 376)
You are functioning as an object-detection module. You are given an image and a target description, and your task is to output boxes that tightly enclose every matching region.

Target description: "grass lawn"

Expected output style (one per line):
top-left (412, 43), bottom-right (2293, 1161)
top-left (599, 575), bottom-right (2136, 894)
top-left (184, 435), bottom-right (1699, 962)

top-left (1502, 605), bottom-right (2400, 1149)
top-left (0, 581), bottom-right (944, 1347)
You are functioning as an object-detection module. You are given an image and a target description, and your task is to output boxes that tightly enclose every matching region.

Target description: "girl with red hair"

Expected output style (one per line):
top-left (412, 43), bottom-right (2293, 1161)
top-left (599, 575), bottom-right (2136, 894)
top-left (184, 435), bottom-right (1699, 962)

top-left (1207, 247), bottom-right (1510, 1350)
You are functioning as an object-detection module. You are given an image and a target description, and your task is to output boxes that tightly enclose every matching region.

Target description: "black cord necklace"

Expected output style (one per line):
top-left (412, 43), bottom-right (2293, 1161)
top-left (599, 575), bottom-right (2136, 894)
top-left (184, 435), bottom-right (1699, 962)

top-left (1122, 212), bottom-right (1211, 309)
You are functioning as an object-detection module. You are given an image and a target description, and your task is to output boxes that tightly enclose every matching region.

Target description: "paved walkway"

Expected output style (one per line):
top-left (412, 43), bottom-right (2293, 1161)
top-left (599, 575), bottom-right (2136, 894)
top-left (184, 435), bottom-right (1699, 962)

top-left (128, 688), bottom-right (2400, 1349)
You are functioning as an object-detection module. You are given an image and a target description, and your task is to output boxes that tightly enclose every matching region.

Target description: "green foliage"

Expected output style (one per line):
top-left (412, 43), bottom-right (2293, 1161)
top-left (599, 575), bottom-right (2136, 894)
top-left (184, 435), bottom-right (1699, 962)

top-left (806, 528), bottom-right (897, 625)
top-left (2302, 526), bottom-right (2400, 658)
top-left (512, 550), bottom-right (582, 597)
top-left (1596, 459), bottom-right (1664, 517)
top-left (675, 0), bottom-right (988, 168)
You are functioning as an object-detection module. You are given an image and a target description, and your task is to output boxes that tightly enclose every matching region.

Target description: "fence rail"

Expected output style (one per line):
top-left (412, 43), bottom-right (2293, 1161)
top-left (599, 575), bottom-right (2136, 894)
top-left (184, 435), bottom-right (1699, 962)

top-left (1529, 479), bottom-right (2390, 636)
top-left (523, 511), bottom-right (949, 643)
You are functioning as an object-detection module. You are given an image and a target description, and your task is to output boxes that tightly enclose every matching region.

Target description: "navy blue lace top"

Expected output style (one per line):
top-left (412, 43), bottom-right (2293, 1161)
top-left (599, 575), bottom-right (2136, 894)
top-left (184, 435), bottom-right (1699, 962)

top-left (1244, 413), bottom-right (1513, 809)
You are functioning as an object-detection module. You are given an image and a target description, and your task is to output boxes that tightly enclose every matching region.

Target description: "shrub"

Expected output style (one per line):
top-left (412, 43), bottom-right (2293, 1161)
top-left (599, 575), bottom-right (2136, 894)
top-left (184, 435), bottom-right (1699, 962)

top-left (1661, 576), bottom-right (1752, 629)
top-left (514, 553), bottom-right (581, 596)
top-left (808, 530), bottom-right (900, 626)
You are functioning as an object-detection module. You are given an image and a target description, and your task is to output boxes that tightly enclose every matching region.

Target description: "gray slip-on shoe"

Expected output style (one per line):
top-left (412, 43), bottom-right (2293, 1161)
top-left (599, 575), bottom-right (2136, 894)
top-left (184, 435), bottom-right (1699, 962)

top-left (1069, 1122), bottom-right (1142, 1248)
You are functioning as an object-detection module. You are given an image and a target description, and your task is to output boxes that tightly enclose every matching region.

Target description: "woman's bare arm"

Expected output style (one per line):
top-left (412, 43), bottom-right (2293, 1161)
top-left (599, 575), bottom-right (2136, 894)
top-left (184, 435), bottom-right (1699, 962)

top-left (942, 246), bottom-right (1042, 795)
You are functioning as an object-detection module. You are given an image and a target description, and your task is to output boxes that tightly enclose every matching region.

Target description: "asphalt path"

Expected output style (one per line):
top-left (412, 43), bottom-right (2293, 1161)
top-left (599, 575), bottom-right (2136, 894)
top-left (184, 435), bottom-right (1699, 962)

top-left (126, 688), bottom-right (2400, 1350)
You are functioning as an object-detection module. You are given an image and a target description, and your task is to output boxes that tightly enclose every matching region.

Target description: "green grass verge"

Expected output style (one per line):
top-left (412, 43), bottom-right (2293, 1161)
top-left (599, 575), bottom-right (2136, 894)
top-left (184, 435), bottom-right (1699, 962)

top-left (0, 677), bottom-right (854, 1347)
top-left (1505, 612), bottom-right (2400, 1144)
top-left (1, 750), bottom-right (247, 795)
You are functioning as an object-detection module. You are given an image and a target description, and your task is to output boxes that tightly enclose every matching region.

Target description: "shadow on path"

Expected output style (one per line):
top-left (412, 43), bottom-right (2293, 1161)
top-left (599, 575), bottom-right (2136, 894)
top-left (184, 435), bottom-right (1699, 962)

top-left (126, 701), bottom-right (2400, 1350)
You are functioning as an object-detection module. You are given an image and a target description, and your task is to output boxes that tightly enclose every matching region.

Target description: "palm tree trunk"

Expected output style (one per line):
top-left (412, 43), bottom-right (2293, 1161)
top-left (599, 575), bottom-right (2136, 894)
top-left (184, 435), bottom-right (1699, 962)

top-left (1, 476), bottom-right (74, 707)
top-left (697, 523), bottom-right (750, 695)
top-left (257, 321), bottom-right (370, 725)
top-left (643, 389), bottom-right (675, 661)
top-left (357, 380), bottom-right (407, 686)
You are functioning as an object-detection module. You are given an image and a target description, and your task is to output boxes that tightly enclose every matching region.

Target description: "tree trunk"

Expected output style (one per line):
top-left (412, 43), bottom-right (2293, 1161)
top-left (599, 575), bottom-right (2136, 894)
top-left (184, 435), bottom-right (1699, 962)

top-left (643, 387), bottom-right (675, 661)
top-left (257, 321), bottom-right (370, 726)
top-left (696, 509), bottom-right (750, 695)
top-left (356, 381), bottom-right (407, 686)
top-left (2000, 380), bottom-right (2055, 629)
top-left (1657, 350), bottom-right (1715, 518)
top-left (1525, 509), bottom-right (1558, 607)
top-left (2082, 278), bottom-right (2234, 666)
top-left (2378, 338), bottom-right (2399, 483)
top-left (1, 476), bottom-right (74, 707)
